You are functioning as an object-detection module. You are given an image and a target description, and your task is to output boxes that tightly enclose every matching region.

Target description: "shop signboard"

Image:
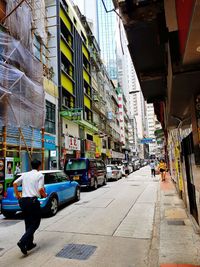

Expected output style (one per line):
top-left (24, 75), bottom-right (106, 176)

top-left (60, 108), bottom-right (83, 121)
top-left (0, 158), bottom-right (5, 200)
top-left (44, 134), bottom-right (56, 150)
top-left (14, 157), bottom-right (21, 175)
top-left (140, 138), bottom-right (154, 144)
top-left (85, 140), bottom-right (96, 152)
top-left (65, 136), bottom-right (80, 151)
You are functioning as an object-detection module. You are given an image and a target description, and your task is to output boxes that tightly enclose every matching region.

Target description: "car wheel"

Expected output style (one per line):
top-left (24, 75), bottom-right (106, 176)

top-left (103, 176), bottom-right (107, 185)
top-left (48, 196), bottom-right (58, 216)
top-left (75, 187), bottom-right (81, 201)
top-left (2, 211), bottom-right (16, 218)
top-left (93, 179), bottom-right (98, 190)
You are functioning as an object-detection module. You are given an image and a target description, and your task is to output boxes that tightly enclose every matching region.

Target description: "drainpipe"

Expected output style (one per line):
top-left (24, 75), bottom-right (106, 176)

top-left (56, 0), bottom-right (63, 169)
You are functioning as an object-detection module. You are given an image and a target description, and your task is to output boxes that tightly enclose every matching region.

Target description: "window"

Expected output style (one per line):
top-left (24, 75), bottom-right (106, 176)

top-left (65, 159), bottom-right (86, 171)
top-left (33, 35), bottom-right (47, 64)
top-left (84, 81), bottom-right (91, 97)
top-left (44, 173), bottom-right (57, 184)
top-left (61, 53), bottom-right (73, 78)
top-left (61, 20), bottom-right (72, 47)
top-left (62, 91), bottom-right (74, 108)
top-left (56, 172), bottom-right (68, 182)
top-left (87, 134), bottom-right (93, 141)
top-left (73, 17), bottom-right (77, 26)
top-left (45, 101), bottom-right (56, 134)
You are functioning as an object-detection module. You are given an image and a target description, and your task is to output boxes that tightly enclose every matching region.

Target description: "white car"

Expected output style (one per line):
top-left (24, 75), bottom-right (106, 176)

top-left (116, 165), bottom-right (126, 176)
top-left (106, 165), bottom-right (122, 181)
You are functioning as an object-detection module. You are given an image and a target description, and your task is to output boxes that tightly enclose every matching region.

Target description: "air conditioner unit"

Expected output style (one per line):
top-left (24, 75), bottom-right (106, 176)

top-left (93, 94), bottom-right (99, 102)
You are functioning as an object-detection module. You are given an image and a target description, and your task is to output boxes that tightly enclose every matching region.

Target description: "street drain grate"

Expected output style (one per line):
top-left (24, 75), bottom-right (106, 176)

top-left (56, 244), bottom-right (97, 260)
top-left (164, 203), bottom-right (171, 206)
top-left (165, 194), bottom-right (175, 196)
top-left (131, 184), bottom-right (140, 187)
top-left (0, 220), bottom-right (20, 227)
top-left (167, 220), bottom-right (185, 225)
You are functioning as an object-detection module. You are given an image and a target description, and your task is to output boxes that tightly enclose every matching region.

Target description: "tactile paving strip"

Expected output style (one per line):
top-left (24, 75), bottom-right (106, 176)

top-left (56, 243), bottom-right (97, 260)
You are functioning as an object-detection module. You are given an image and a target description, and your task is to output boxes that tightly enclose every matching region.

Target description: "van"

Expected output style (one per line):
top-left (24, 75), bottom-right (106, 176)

top-left (64, 158), bottom-right (107, 190)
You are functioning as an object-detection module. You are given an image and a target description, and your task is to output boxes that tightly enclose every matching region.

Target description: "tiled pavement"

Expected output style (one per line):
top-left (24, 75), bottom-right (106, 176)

top-left (159, 174), bottom-right (200, 267)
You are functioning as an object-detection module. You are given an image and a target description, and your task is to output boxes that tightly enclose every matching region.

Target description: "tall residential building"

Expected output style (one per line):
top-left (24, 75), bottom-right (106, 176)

top-left (146, 103), bottom-right (157, 155)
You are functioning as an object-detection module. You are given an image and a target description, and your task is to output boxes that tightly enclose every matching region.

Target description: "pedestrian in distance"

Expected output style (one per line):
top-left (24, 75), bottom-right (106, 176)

top-left (158, 159), bottom-right (167, 182)
top-left (13, 159), bottom-right (47, 255)
top-left (149, 160), bottom-right (156, 177)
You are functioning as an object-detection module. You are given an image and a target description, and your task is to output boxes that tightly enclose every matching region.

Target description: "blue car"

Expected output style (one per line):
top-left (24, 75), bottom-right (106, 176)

top-left (1, 170), bottom-right (80, 218)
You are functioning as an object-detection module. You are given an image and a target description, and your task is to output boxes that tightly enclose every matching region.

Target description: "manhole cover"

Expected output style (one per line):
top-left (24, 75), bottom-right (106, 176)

top-left (56, 244), bottom-right (97, 260)
top-left (167, 220), bottom-right (185, 225)
top-left (0, 221), bottom-right (20, 227)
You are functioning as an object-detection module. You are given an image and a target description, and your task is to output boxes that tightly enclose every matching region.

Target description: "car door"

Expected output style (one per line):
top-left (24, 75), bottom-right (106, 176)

top-left (56, 172), bottom-right (74, 202)
top-left (44, 173), bottom-right (63, 202)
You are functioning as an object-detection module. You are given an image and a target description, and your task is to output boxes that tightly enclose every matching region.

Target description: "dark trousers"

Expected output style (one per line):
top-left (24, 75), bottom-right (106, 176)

top-left (151, 169), bottom-right (156, 177)
top-left (19, 197), bottom-right (41, 247)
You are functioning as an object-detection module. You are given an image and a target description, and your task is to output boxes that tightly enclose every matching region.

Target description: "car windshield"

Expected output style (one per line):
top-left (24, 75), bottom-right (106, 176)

top-left (65, 159), bottom-right (86, 171)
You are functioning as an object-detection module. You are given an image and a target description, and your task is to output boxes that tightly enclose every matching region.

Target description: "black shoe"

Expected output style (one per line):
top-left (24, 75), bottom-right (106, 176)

top-left (17, 241), bottom-right (27, 255)
top-left (27, 243), bottom-right (37, 251)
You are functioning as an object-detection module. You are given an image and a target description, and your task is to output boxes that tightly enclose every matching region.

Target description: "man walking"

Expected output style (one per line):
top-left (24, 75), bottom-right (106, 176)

top-left (149, 160), bottom-right (156, 177)
top-left (13, 159), bottom-right (47, 255)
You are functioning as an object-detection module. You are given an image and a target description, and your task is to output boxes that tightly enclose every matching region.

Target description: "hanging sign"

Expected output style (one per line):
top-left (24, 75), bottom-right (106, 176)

top-left (65, 136), bottom-right (80, 151)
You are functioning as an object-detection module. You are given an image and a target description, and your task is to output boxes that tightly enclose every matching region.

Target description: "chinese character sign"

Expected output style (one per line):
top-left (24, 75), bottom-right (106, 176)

top-left (65, 136), bottom-right (80, 151)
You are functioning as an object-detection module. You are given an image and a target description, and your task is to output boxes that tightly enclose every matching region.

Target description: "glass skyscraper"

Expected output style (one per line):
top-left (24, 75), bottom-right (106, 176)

top-left (97, 0), bottom-right (118, 79)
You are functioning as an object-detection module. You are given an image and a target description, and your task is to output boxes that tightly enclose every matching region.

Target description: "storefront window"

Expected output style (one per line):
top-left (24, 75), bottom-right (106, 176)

top-left (45, 100), bottom-right (56, 134)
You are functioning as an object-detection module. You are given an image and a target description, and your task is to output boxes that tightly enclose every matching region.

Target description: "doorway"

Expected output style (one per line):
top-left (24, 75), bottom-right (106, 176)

top-left (182, 133), bottom-right (199, 224)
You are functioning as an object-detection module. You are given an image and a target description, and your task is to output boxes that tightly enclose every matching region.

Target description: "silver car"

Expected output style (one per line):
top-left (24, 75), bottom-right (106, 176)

top-left (106, 165), bottom-right (122, 181)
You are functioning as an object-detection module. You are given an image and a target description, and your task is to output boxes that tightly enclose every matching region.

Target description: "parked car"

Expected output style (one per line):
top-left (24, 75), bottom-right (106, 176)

top-left (106, 165), bottom-right (122, 181)
top-left (132, 159), bottom-right (141, 171)
top-left (117, 164), bottom-right (126, 176)
top-left (122, 161), bottom-right (130, 175)
top-left (1, 170), bottom-right (80, 218)
top-left (128, 163), bottom-right (134, 173)
top-left (64, 158), bottom-right (107, 190)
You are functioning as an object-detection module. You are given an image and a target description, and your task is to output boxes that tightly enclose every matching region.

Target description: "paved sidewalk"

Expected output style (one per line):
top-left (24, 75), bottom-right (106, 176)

top-left (159, 173), bottom-right (200, 267)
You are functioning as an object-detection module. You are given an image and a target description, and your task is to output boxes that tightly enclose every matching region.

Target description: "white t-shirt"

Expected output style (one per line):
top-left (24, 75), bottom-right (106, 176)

top-left (150, 162), bottom-right (156, 169)
top-left (14, 170), bottom-right (44, 198)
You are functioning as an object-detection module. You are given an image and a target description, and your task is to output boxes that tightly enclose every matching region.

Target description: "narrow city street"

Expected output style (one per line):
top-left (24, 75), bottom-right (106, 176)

top-left (1, 167), bottom-right (199, 267)
top-left (0, 167), bottom-right (158, 267)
